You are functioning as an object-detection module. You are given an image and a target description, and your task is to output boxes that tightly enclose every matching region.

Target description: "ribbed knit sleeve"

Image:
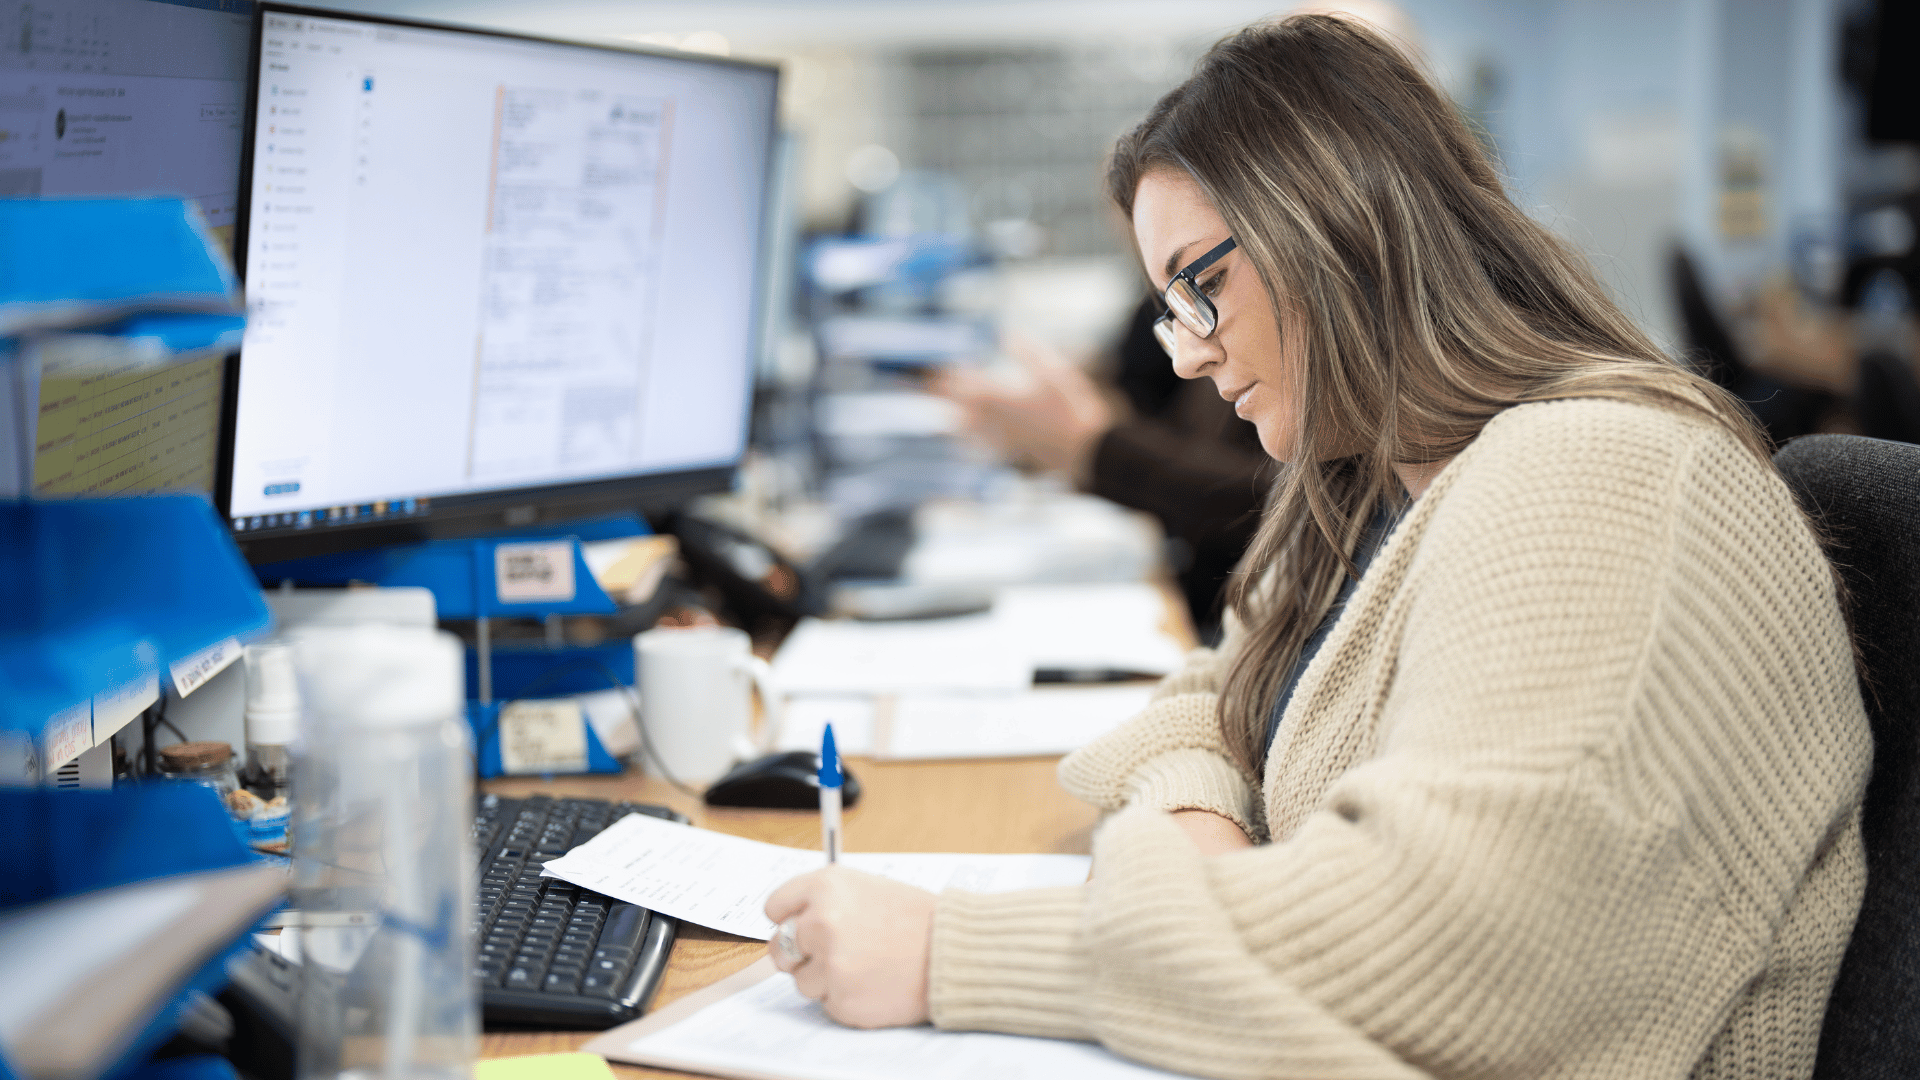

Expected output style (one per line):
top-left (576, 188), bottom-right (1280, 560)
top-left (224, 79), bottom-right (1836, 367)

top-left (928, 400), bottom-right (1871, 1080)
top-left (1056, 640), bottom-right (1266, 838)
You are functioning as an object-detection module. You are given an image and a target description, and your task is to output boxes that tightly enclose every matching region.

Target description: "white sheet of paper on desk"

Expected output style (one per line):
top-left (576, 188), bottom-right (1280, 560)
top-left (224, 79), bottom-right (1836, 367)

top-left (993, 583), bottom-right (1189, 675)
top-left (776, 696), bottom-right (876, 754)
top-left (538, 813), bottom-right (1089, 940)
top-left (620, 968), bottom-right (1182, 1080)
top-left (882, 685), bottom-right (1154, 760)
top-left (771, 615), bottom-right (1032, 694)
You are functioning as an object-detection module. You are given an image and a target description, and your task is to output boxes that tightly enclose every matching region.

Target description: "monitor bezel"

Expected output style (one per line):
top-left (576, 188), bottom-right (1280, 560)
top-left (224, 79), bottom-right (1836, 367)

top-left (219, 2), bottom-right (779, 566)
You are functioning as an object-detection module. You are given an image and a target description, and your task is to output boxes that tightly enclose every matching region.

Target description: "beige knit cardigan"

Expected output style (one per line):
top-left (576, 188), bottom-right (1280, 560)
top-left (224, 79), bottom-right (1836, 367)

top-left (926, 399), bottom-right (1872, 1080)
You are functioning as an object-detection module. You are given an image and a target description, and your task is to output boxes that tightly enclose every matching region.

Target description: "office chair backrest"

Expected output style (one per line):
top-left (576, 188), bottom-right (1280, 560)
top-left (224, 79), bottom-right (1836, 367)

top-left (1854, 350), bottom-right (1920, 445)
top-left (1774, 435), bottom-right (1920, 1080)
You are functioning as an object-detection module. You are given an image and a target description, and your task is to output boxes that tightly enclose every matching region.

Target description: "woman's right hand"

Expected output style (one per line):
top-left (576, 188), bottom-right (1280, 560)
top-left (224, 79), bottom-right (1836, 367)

top-left (1171, 809), bottom-right (1255, 855)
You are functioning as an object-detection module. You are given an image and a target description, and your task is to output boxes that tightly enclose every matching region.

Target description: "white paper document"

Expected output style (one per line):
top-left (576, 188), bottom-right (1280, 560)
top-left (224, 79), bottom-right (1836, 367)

top-left (608, 963), bottom-right (1187, 1080)
top-left (770, 584), bottom-right (1188, 698)
top-left (540, 813), bottom-right (1090, 940)
top-left (771, 614), bottom-right (1033, 694)
top-left (775, 696), bottom-right (877, 754)
top-left (883, 685), bottom-right (1154, 760)
top-left (994, 583), bottom-right (1189, 675)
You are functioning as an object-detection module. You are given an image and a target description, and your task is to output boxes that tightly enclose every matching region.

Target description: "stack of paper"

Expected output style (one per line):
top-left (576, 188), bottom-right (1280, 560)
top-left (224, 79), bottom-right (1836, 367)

top-left (771, 614), bottom-right (1032, 695)
top-left (993, 583), bottom-right (1188, 675)
top-left (776, 686), bottom-right (1154, 761)
top-left (771, 583), bottom-right (1186, 698)
top-left (767, 583), bottom-right (1181, 762)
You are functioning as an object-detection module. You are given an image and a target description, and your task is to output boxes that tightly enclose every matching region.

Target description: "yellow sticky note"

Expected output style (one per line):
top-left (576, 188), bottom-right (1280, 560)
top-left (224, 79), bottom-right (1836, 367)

top-left (474, 1051), bottom-right (618, 1080)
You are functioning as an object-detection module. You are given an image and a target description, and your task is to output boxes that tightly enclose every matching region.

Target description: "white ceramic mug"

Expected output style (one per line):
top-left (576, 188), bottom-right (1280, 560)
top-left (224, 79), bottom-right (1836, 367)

top-left (633, 626), bottom-right (782, 785)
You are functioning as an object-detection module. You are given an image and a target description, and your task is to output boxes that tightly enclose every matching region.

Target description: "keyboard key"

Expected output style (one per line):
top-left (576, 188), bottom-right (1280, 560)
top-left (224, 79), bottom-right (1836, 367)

top-left (578, 971), bottom-right (619, 997)
top-left (504, 967), bottom-right (539, 990)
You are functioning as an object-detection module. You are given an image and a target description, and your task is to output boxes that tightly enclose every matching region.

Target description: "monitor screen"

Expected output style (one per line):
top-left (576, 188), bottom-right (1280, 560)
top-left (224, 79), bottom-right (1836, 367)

top-left (223, 5), bottom-right (777, 561)
top-left (2, 0), bottom-right (252, 500)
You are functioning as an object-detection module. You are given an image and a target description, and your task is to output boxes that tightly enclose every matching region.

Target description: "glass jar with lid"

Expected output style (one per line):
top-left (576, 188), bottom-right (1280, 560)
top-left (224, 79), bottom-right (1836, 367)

top-left (158, 740), bottom-right (241, 798)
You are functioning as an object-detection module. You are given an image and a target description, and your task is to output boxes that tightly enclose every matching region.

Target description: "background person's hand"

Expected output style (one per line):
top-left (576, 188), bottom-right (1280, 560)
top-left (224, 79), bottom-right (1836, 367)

top-left (764, 865), bottom-right (938, 1028)
top-left (933, 333), bottom-right (1116, 480)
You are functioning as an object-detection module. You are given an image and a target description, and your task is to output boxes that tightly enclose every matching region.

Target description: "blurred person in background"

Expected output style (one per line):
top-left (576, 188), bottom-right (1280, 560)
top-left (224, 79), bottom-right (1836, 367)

top-left (937, 317), bottom-right (1268, 642)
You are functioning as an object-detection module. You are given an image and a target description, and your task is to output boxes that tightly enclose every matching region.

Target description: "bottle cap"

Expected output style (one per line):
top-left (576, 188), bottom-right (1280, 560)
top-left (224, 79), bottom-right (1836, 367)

top-left (244, 641), bottom-right (301, 745)
top-left (290, 625), bottom-right (463, 729)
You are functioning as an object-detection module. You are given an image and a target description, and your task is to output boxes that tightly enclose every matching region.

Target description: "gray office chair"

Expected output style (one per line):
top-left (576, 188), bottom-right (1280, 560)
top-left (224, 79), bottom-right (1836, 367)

top-left (1774, 435), bottom-right (1920, 1080)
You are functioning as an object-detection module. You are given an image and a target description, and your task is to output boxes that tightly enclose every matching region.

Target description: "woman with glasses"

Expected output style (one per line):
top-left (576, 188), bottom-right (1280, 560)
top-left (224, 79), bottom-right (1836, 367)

top-left (765, 15), bottom-right (1869, 1079)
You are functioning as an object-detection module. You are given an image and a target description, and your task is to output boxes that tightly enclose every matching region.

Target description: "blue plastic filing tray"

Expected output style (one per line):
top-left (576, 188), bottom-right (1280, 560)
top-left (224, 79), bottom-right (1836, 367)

top-left (250, 536), bottom-right (618, 619)
top-left (0, 496), bottom-right (271, 735)
top-left (463, 640), bottom-right (632, 777)
top-left (0, 198), bottom-right (241, 338)
top-left (250, 512), bottom-right (649, 618)
top-left (0, 785), bottom-right (271, 1080)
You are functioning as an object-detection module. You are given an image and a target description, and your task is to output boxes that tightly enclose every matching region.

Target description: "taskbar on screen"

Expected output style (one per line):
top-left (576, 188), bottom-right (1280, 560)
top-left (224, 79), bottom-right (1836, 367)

top-left (231, 496), bottom-right (431, 535)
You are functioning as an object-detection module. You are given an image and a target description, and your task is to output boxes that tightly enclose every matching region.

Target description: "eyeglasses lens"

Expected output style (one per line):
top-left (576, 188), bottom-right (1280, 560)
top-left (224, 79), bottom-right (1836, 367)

top-left (1165, 278), bottom-right (1215, 338)
top-left (1152, 315), bottom-right (1179, 357)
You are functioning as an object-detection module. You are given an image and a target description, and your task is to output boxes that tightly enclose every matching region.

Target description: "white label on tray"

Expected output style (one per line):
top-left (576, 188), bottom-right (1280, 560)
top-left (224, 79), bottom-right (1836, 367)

top-left (43, 701), bottom-right (93, 772)
top-left (494, 541), bottom-right (576, 604)
top-left (499, 699), bottom-right (589, 775)
top-left (170, 637), bottom-right (240, 697)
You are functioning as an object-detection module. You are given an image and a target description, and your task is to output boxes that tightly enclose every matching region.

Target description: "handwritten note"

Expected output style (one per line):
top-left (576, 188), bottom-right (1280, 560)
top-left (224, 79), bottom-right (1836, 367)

top-left (540, 814), bottom-right (1090, 940)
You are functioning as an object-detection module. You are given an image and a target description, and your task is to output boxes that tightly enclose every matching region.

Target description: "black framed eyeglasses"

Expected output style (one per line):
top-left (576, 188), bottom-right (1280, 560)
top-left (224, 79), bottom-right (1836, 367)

top-left (1152, 236), bottom-right (1237, 357)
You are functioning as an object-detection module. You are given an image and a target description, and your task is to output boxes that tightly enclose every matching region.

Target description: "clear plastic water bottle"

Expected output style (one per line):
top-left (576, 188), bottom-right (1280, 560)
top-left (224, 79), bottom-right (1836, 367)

top-left (289, 625), bottom-right (476, 1080)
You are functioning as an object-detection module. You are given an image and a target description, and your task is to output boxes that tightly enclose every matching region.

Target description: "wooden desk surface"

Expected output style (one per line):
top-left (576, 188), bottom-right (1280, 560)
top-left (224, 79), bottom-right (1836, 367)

top-left (479, 754), bottom-right (1101, 1077)
top-left (481, 576), bottom-right (1193, 1075)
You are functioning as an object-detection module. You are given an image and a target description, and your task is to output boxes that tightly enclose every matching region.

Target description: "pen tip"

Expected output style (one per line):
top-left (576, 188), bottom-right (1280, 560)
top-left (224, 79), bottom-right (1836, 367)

top-left (819, 723), bottom-right (841, 787)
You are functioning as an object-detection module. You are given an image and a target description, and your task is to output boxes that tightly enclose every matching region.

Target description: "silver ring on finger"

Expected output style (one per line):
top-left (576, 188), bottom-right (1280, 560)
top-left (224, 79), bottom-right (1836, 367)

top-left (774, 919), bottom-right (808, 966)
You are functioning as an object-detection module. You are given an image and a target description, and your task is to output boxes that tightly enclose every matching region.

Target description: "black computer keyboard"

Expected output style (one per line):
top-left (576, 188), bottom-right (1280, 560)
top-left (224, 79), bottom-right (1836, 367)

top-left (472, 793), bottom-right (681, 1028)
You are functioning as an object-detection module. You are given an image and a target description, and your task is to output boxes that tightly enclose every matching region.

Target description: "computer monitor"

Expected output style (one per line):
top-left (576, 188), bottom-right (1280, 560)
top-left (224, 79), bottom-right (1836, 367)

top-left (220, 4), bottom-right (778, 563)
top-left (2, 0), bottom-right (252, 500)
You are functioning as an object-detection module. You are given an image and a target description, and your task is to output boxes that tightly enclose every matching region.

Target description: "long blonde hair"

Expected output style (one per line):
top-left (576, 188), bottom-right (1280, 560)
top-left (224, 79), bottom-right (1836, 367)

top-left (1107, 15), bottom-right (1771, 772)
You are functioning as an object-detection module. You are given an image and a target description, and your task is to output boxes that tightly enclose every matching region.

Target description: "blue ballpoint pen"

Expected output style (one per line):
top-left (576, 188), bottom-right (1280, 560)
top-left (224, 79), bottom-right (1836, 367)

top-left (819, 723), bottom-right (843, 863)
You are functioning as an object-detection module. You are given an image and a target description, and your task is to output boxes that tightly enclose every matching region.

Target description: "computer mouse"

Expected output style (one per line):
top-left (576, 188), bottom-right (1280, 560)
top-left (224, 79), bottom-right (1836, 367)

top-left (703, 750), bottom-right (863, 810)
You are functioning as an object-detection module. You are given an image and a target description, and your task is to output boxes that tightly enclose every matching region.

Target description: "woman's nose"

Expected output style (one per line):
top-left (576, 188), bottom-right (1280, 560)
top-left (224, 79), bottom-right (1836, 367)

top-left (1168, 323), bottom-right (1224, 379)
